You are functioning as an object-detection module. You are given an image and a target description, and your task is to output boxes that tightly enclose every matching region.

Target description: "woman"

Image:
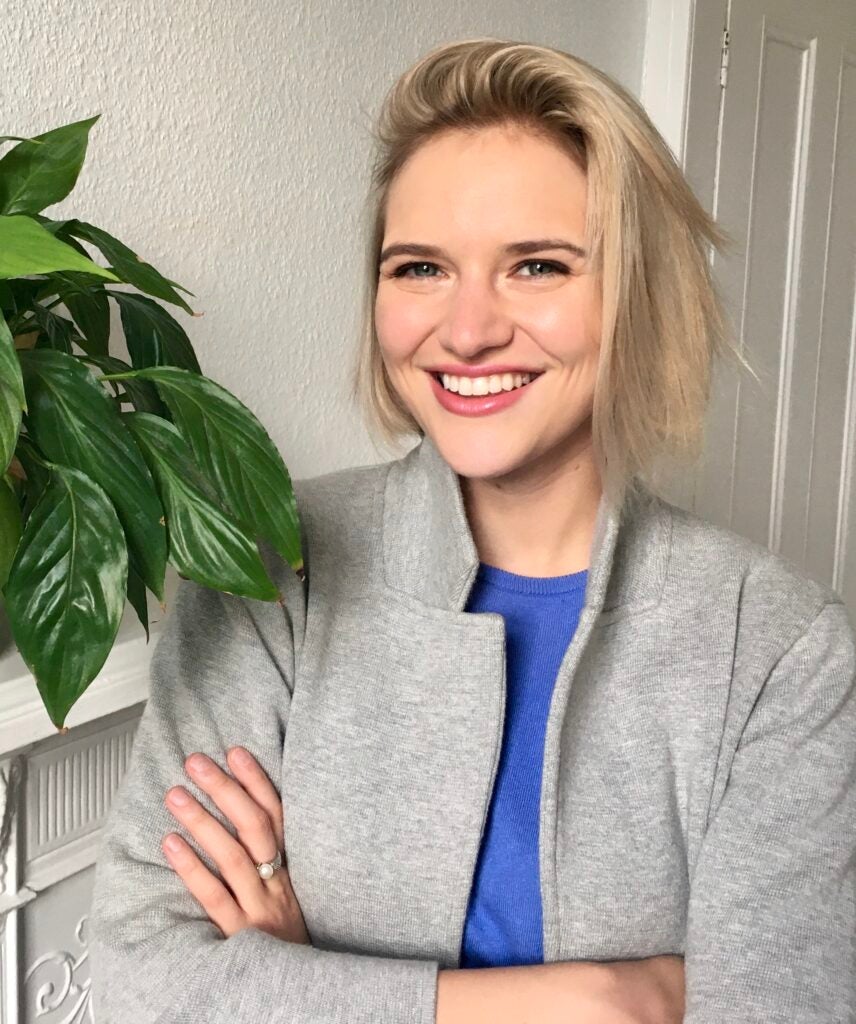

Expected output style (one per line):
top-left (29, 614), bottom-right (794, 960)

top-left (88, 39), bottom-right (856, 1024)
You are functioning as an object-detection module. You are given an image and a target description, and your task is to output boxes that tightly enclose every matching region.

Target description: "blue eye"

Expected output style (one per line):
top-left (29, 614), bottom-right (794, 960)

top-left (516, 260), bottom-right (568, 278)
top-left (389, 259), bottom-right (570, 279)
top-left (392, 261), bottom-right (438, 279)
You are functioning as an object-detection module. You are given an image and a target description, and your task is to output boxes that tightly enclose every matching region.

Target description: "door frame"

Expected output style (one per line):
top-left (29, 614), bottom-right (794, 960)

top-left (641, 0), bottom-right (696, 163)
top-left (641, 0), bottom-right (729, 175)
top-left (640, 0), bottom-right (731, 508)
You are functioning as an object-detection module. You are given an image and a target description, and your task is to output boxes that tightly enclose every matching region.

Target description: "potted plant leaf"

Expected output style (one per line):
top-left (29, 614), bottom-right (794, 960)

top-left (0, 115), bottom-right (304, 734)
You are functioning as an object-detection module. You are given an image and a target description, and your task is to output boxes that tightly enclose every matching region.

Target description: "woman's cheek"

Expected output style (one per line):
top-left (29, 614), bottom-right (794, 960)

top-left (376, 302), bottom-right (430, 362)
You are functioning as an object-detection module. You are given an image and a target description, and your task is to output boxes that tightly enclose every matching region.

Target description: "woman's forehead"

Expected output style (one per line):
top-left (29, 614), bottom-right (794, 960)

top-left (384, 129), bottom-right (588, 241)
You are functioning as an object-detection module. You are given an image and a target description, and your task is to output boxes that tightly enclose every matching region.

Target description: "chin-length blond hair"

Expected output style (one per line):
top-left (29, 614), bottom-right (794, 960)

top-left (349, 37), bottom-right (756, 514)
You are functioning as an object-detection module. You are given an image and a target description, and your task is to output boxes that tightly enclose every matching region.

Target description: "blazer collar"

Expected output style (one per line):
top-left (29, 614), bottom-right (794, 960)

top-left (382, 432), bottom-right (672, 623)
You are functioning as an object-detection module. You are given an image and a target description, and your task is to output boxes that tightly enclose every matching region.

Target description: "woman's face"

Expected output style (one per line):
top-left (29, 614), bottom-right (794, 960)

top-left (375, 123), bottom-right (602, 484)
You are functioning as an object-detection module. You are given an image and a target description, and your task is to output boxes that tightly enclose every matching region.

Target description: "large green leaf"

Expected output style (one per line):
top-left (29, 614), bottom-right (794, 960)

top-left (15, 434), bottom-right (51, 520)
top-left (0, 310), bottom-right (25, 408)
top-left (123, 412), bottom-right (280, 601)
top-left (31, 305), bottom-right (76, 353)
top-left (4, 461), bottom-right (127, 731)
top-left (0, 475), bottom-right (22, 589)
top-left (0, 216), bottom-right (120, 282)
top-left (76, 353), bottom-right (168, 417)
top-left (56, 219), bottom-right (196, 314)
top-left (0, 280), bottom-right (13, 316)
top-left (2, 467), bottom-right (23, 502)
top-left (0, 379), bottom-right (21, 475)
top-left (18, 349), bottom-right (167, 601)
top-left (1, 277), bottom-right (46, 327)
top-left (36, 225), bottom-right (101, 266)
top-left (100, 366), bottom-right (303, 575)
top-left (54, 275), bottom-right (110, 356)
top-left (111, 292), bottom-right (201, 373)
top-left (125, 564), bottom-right (150, 640)
top-left (0, 116), bottom-right (99, 216)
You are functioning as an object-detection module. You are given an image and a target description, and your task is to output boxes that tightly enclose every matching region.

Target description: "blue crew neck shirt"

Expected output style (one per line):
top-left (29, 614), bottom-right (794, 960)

top-left (459, 561), bottom-right (588, 968)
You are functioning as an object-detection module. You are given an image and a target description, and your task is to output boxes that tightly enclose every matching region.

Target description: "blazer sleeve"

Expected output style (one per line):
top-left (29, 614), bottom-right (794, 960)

top-left (683, 598), bottom-right (856, 1024)
top-left (87, 564), bottom-right (440, 1024)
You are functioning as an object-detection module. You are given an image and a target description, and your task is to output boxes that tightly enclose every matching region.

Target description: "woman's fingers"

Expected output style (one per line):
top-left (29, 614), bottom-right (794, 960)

top-left (161, 830), bottom-right (247, 937)
top-left (225, 747), bottom-right (285, 843)
top-left (163, 749), bottom-right (308, 943)
top-left (161, 778), bottom-right (266, 901)
top-left (186, 752), bottom-right (281, 864)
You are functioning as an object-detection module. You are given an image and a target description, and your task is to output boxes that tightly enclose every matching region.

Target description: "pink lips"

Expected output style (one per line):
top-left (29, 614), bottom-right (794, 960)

top-left (427, 371), bottom-right (541, 417)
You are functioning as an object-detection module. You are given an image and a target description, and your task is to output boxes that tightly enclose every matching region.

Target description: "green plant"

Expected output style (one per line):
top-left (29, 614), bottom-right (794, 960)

top-left (0, 116), bottom-right (304, 733)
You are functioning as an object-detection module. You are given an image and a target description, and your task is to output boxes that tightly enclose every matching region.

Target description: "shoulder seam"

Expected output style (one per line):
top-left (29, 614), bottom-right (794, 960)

top-left (765, 597), bottom-right (846, 684)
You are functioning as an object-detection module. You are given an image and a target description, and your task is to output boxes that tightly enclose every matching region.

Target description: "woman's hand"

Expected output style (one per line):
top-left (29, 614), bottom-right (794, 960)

top-left (436, 955), bottom-right (685, 1024)
top-left (597, 955), bottom-right (686, 1024)
top-left (162, 746), bottom-right (310, 945)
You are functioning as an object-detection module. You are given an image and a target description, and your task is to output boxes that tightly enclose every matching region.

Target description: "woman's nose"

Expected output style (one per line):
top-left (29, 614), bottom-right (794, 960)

top-left (441, 285), bottom-right (513, 357)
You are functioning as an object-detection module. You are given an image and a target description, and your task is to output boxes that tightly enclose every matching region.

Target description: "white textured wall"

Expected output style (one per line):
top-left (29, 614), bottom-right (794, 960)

top-left (2, 0), bottom-right (647, 480)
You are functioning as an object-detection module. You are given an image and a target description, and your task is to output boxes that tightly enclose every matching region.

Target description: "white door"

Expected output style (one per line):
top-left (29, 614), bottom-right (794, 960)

top-left (669, 0), bottom-right (856, 613)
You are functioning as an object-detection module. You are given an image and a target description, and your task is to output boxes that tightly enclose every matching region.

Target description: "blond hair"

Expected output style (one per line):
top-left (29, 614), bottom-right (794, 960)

top-left (349, 37), bottom-right (756, 513)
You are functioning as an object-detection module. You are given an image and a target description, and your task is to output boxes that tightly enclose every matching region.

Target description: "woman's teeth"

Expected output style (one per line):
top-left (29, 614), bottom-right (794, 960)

top-left (441, 372), bottom-right (534, 395)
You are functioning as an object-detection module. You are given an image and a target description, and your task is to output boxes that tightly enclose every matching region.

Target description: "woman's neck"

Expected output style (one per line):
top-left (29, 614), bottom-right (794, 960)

top-left (459, 442), bottom-right (602, 578)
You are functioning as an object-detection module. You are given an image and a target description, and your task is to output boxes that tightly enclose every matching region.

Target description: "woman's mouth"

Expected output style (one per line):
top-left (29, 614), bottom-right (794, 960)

top-left (427, 370), bottom-right (544, 417)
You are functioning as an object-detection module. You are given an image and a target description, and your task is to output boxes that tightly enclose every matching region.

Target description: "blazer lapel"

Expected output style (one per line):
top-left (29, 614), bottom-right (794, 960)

top-left (381, 432), bottom-right (671, 625)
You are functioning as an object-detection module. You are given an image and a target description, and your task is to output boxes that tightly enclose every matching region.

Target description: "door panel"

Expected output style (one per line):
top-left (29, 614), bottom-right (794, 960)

top-left (676, 0), bottom-right (856, 613)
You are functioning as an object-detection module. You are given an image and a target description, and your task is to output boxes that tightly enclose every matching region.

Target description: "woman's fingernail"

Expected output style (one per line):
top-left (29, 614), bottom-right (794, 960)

top-left (168, 787), bottom-right (190, 805)
top-left (231, 747), bottom-right (252, 767)
top-left (165, 834), bottom-right (182, 852)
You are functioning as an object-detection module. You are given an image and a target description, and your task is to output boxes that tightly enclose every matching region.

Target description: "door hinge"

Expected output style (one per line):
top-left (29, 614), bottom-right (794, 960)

top-left (720, 28), bottom-right (730, 88)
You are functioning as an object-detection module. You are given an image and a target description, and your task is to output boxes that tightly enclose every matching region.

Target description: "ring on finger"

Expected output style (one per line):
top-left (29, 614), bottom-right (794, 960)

top-left (256, 848), bottom-right (286, 880)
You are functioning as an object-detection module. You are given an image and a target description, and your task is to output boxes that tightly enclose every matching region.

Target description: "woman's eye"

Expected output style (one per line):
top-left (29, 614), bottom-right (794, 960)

top-left (392, 261), bottom-right (438, 279)
top-left (390, 259), bottom-right (570, 279)
top-left (517, 259), bottom-right (569, 278)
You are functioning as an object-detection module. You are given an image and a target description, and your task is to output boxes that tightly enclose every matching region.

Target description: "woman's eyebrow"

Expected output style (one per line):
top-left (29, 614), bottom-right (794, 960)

top-left (378, 238), bottom-right (588, 264)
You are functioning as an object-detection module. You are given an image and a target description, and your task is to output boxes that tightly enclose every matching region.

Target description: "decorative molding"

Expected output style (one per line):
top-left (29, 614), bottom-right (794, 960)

top-left (0, 574), bottom-right (170, 1021)
top-left (26, 715), bottom-right (141, 893)
top-left (28, 725), bottom-right (135, 848)
top-left (0, 757), bottom-right (23, 898)
top-left (24, 913), bottom-right (92, 1022)
top-left (1, 905), bottom-right (21, 1024)
top-left (0, 756), bottom-right (26, 1024)
top-left (0, 715), bottom-right (143, 1022)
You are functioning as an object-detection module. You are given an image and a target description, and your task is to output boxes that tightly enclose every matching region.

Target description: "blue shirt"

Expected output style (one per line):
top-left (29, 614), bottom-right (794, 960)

top-left (459, 561), bottom-right (588, 968)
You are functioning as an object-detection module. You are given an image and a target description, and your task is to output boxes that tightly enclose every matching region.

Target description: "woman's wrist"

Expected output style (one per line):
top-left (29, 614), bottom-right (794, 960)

top-left (435, 959), bottom-right (618, 1024)
top-left (435, 955), bottom-right (685, 1024)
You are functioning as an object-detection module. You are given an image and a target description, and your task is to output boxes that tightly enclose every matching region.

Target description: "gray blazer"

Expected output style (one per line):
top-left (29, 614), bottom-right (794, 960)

top-left (88, 432), bottom-right (856, 1023)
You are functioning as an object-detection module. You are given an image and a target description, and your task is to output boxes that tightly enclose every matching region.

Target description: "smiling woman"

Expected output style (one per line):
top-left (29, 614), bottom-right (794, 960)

top-left (372, 124), bottom-right (603, 554)
top-left (352, 41), bottom-right (752, 522)
top-left (88, 36), bottom-right (856, 1024)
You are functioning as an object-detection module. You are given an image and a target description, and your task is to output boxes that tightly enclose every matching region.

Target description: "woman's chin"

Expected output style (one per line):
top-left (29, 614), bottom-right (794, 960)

top-left (424, 429), bottom-right (534, 482)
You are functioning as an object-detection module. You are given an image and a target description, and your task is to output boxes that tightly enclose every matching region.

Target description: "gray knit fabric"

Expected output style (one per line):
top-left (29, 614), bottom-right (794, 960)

top-left (88, 433), bottom-right (856, 1023)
